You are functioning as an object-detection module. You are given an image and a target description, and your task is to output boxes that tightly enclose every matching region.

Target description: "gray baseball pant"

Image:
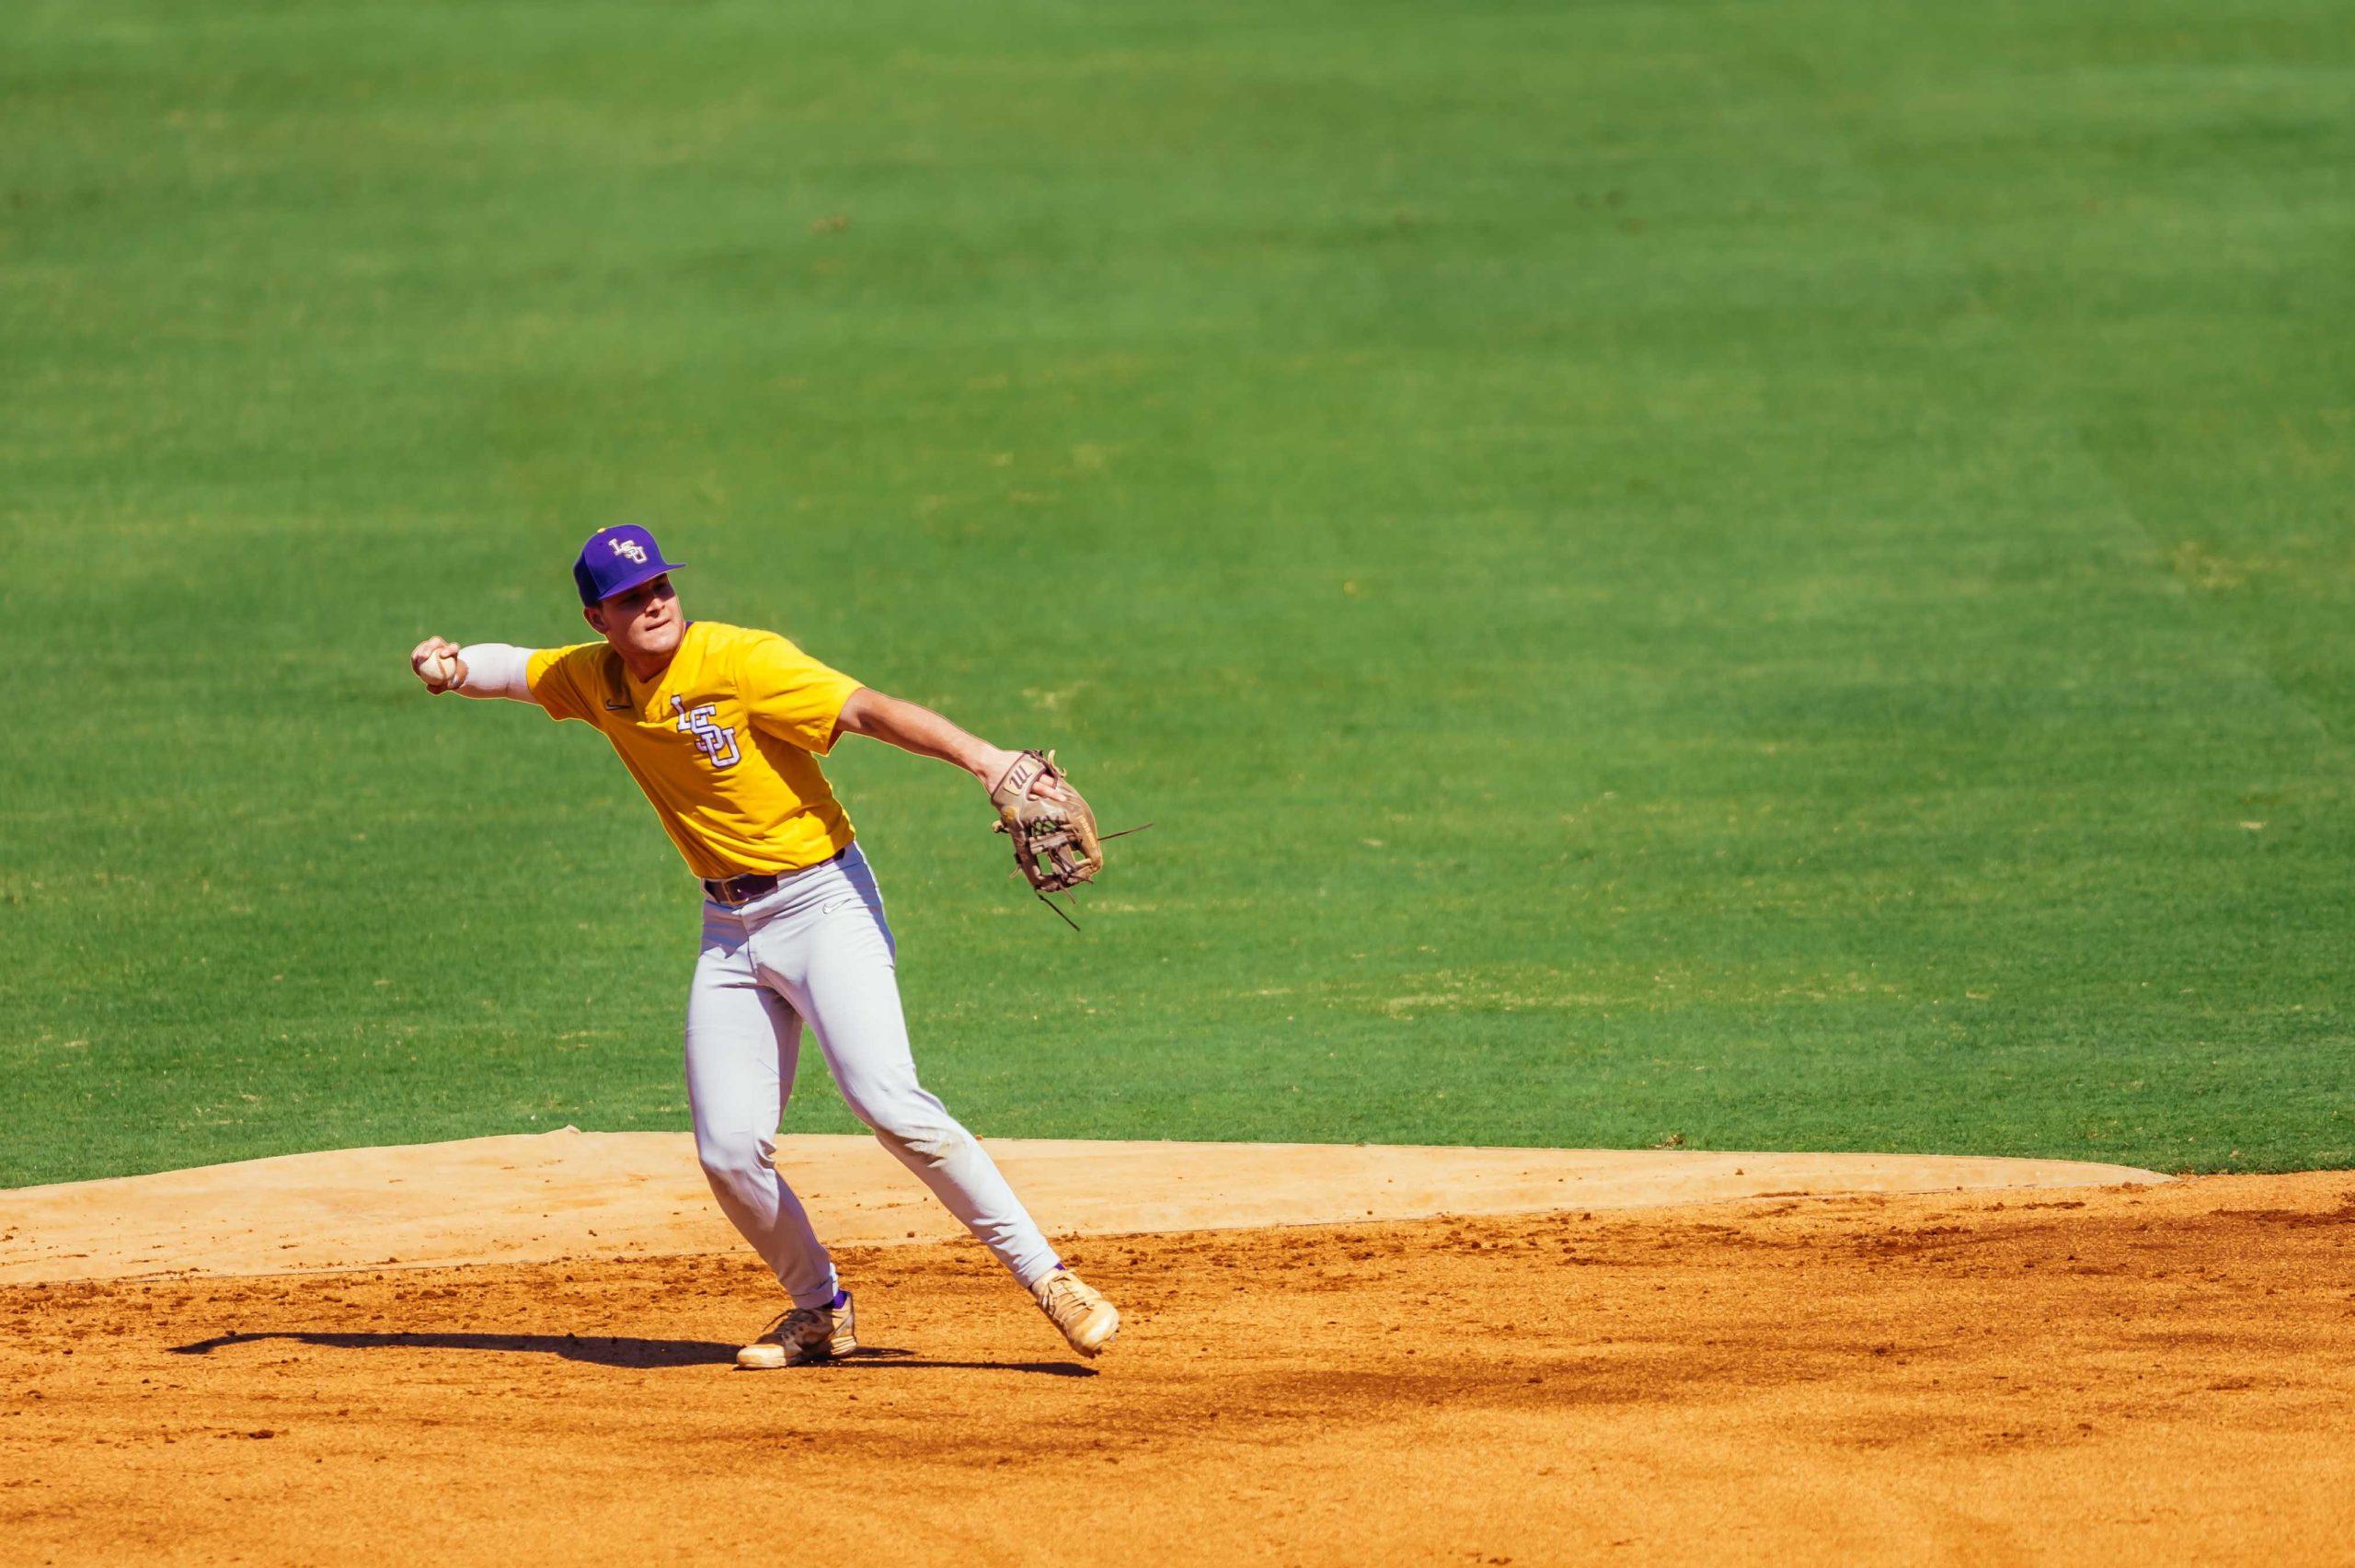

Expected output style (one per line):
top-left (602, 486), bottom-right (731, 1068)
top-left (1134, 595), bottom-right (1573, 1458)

top-left (683, 843), bottom-right (1061, 1308)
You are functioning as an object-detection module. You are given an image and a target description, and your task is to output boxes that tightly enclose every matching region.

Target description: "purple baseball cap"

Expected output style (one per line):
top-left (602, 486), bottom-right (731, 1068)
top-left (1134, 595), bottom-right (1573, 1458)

top-left (573, 524), bottom-right (685, 605)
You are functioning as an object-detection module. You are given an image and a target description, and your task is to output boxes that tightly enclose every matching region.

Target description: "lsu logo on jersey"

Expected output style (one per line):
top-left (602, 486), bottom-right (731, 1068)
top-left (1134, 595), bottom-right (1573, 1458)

top-left (670, 696), bottom-right (740, 769)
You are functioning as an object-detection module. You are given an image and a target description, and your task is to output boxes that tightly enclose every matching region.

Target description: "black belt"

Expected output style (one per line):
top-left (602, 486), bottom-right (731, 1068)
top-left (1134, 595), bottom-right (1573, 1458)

top-left (700, 847), bottom-right (851, 908)
top-left (700, 870), bottom-right (780, 907)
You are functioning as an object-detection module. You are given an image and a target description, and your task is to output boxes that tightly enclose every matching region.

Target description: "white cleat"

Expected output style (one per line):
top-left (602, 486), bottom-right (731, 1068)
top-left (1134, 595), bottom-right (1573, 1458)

top-left (1032, 1266), bottom-right (1120, 1358)
top-left (737, 1291), bottom-right (857, 1369)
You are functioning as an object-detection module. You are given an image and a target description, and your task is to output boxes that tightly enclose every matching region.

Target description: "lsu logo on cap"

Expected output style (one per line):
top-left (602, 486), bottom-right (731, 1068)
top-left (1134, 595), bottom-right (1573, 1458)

top-left (611, 538), bottom-right (649, 565)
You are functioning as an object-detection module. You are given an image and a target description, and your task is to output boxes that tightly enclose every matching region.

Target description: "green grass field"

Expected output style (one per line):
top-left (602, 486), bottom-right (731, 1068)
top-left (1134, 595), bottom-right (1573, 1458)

top-left (5, 0), bottom-right (2351, 1187)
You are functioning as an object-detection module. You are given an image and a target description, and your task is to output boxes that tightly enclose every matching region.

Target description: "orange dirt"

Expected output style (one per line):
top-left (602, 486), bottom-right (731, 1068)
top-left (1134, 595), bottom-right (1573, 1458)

top-left (7, 1172), bottom-right (2353, 1563)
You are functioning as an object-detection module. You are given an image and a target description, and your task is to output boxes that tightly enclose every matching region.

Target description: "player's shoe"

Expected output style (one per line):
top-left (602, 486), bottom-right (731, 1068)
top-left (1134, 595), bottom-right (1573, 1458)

top-left (1032, 1266), bottom-right (1119, 1357)
top-left (736, 1290), bottom-right (857, 1369)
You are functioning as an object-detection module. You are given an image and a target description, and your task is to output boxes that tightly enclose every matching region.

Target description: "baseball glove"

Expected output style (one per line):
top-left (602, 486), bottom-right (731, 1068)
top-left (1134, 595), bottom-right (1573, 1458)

top-left (991, 750), bottom-right (1103, 909)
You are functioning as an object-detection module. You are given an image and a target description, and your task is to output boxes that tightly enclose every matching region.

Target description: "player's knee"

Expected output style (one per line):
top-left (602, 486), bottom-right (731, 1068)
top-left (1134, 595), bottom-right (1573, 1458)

top-left (695, 1129), bottom-right (774, 1197)
top-left (872, 1121), bottom-right (962, 1165)
top-left (850, 1093), bottom-right (961, 1164)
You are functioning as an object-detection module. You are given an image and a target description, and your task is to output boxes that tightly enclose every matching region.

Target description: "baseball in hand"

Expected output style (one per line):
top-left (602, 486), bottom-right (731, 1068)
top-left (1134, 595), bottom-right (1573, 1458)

top-left (418, 650), bottom-right (459, 688)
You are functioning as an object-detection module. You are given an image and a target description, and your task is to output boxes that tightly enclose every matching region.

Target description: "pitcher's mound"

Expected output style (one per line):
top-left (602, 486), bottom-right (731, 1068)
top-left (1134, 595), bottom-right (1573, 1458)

top-left (0, 1129), bottom-right (2161, 1284)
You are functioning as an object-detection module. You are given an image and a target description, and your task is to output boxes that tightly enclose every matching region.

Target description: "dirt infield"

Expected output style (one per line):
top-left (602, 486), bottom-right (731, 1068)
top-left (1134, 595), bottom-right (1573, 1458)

top-left (7, 1170), bottom-right (2352, 1563)
top-left (0, 1130), bottom-right (2164, 1283)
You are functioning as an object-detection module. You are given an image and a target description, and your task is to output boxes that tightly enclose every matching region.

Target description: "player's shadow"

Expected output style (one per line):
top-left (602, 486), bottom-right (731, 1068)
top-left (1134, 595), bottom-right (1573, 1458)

top-left (169, 1330), bottom-right (738, 1368)
top-left (167, 1331), bottom-right (1094, 1376)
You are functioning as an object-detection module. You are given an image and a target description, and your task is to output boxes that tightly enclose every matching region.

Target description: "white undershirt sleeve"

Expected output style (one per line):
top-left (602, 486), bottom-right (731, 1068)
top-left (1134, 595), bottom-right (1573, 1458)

top-left (454, 643), bottom-right (535, 702)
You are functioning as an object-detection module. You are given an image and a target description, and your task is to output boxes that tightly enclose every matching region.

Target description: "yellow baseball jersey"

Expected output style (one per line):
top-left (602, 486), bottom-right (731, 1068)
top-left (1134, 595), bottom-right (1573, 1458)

top-left (526, 621), bottom-right (864, 879)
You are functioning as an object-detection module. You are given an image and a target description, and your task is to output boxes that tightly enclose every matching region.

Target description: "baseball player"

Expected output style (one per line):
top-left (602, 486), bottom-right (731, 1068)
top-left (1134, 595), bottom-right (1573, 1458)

top-left (408, 524), bottom-right (1120, 1367)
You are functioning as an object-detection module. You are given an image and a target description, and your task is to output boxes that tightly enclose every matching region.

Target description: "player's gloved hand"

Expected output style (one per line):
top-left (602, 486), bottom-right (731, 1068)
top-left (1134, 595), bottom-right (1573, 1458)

top-left (989, 750), bottom-right (1103, 896)
top-left (409, 635), bottom-right (467, 694)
